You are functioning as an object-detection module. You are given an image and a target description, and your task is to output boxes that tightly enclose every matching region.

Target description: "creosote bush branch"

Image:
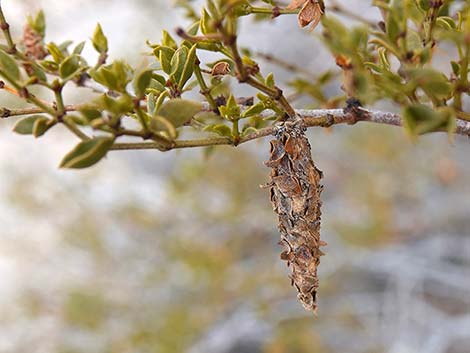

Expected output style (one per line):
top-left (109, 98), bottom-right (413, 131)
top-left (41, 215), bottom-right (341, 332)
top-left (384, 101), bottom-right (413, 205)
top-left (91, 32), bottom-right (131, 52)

top-left (0, 0), bottom-right (469, 168)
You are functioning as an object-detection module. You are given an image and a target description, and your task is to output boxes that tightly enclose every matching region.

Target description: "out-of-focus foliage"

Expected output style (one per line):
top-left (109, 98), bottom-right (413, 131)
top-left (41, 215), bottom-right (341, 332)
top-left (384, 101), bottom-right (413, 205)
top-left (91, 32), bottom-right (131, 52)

top-left (2, 124), bottom-right (469, 353)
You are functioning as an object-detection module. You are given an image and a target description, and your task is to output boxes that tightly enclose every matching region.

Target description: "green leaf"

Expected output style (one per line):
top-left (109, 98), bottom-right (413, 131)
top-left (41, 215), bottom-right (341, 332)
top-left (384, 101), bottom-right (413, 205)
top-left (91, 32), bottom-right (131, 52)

top-left (403, 104), bottom-right (454, 137)
top-left (133, 69), bottom-right (153, 97)
top-left (169, 46), bottom-right (189, 84)
top-left (60, 137), bottom-right (115, 169)
top-left (89, 60), bottom-right (132, 92)
top-left (13, 115), bottom-right (49, 135)
top-left (206, 0), bottom-right (220, 19)
top-left (265, 72), bottom-right (275, 88)
top-left (407, 68), bottom-right (452, 99)
top-left (241, 102), bottom-right (265, 118)
top-left (201, 9), bottom-right (215, 34)
top-left (450, 61), bottom-right (460, 76)
top-left (96, 94), bottom-right (133, 116)
top-left (46, 42), bottom-right (65, 63)
top-left (149, 115), bottom-right (177, 139)
top-left (218, 95), bottom-right (240, 120)
top-left (386, 14), bottom-right (400, 43)
top-left (186, 21), bottom-right (200, 36)
top-left (59, 54), bottom-right (81, 80)
top-left (27, 10), bottom-right (46, 37)
top-left (0, 49), bottom-right (20, 81)
top-left (33, 116), bottom-right (52, 137)
top-left (162, 30), bottom-right (178, 50)
top-left (79, 107), bottom-right (102, 121)
top-left (204, 124), bottom-right (232, 137)
top-left (178, 44), bottom-right (197, 89)
top-left (436, 16), bottom-right (456, 30)
top-left (25, 62), bottom-right (47, 82)
top-left (153, 46), bottom-right (175, 74)
top-left (156, 99), bottom-right (202, 127)
top-left (38, 59), bottom-right (59, 72)
top-left (92, 23), bottom-right (108, 53)
top-left (73, 41), bottom-right (86, 55)
top-left (35, 10), bottom-right (46, 36)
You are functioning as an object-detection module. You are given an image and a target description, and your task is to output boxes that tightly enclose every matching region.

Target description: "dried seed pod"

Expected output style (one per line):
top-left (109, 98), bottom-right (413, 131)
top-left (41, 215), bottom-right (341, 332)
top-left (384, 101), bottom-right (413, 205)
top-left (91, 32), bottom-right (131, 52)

top-left (287, 0), bottom-right (325, 32)
top-left (263, 117), bottom-right (325, 313)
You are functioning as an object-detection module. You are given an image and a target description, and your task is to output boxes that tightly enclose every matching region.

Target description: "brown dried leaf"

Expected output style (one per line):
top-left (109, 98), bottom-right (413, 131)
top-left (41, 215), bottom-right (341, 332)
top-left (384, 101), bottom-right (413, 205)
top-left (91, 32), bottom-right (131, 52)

top-left (211, 61), bottom-right (231, 76)
top-left (300, 1), bottom-right (324, 31)
top-left (287, 0), bottom-right (325, 31)
top-left (286, 0), bottom-right (307, 9)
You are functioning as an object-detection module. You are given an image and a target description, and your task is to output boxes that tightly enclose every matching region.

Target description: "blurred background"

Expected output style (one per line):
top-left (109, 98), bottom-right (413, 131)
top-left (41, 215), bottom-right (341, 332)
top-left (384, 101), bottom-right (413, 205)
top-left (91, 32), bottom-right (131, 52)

top-left (0, 1), bottom-right (469, 353)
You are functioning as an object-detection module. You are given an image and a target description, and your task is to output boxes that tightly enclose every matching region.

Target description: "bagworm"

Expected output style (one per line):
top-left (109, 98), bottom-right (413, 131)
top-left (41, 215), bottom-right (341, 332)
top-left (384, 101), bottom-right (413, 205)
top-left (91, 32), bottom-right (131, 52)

top-left (263, 117), bottom-right (325, 313)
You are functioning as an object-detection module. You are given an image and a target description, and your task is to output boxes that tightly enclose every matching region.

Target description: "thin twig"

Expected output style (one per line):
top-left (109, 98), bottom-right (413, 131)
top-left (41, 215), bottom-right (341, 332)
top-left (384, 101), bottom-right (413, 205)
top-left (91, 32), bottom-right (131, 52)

top-left (0, 3), bottom-right (16, 53)
top-left (109, 107), bottom-right (470, 152)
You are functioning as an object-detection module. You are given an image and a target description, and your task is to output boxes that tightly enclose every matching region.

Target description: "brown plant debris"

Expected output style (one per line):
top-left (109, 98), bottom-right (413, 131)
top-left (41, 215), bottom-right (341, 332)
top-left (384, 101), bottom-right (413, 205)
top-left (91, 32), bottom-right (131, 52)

top-left (23, 24), bottom-right (47, 60)
top-left (287, 0), bottom-right (325, 31)
top-left (263, 117), bottom-right (325, 313)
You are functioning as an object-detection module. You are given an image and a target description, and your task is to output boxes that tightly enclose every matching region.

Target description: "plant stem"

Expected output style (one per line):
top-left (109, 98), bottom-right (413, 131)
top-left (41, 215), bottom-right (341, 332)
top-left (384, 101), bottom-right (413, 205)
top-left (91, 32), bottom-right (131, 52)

top-left (108, 107), bottom-right (470, 152)
top-left (0, 4), bottom-right (16, 53)
top-left (54, 88), bottom-right (65, 117)
top-left (245, 76), bottom-right (296, 117)
top-left (62, 116), bottom-right (90, 140)
top-left (194, 59), bottom-right (218, 110)
top-left (249, 6), bottom-right (298, 16)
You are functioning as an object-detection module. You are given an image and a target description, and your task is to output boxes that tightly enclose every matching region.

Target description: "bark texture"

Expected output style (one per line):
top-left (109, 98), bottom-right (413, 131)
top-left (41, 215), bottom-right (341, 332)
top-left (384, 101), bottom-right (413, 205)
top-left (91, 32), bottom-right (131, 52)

top-left (264, 117), bottom-right (325, 313)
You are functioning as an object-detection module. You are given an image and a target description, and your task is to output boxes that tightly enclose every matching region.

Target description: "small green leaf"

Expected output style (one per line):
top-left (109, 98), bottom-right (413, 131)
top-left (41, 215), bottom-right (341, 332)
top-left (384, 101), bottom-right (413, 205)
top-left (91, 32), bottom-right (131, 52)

top-left (407, 68), bottom-right (452, 99)
top-left (26, 62), bottom-right (47, 82)
top-left (0, 50), bottom-right (20, 81)
top-left (148, 76), bottom-right (166, 93)
top-left (33, 116), bottom-right (52, 137)
top-left (241, 102), bottom-right (265, 118)
top-left (218, 95), bottom-right (240, 120)
top-left (27, 10), bottom-right (46, 37)
top-left (450, 61), bottom-right (460, 76)
top-left (178, 44), bottom-right (197, 89)
top-left (153, 46), bottom-right (175, 74)
top-left (156, 99), bottom-right (202, 127)
top-left (133, 69), bottom-right (153, 97)
top-left (59, 54), bottom-right (81, 80)
top-left (89, 61), bottom-right (132, 92)
top-left (35, 10), bottom-right (46, 36)
top-left (149, 115), bottom-right (177, 139)
top-left (436, 16), bottom-right (456, 30)
top-left (201, 9), bottom-right (215, 34)
top-left (204, 124), bottom-right (232, 137)
top-left (242, 126), bottom-right (258, 136)
top-left (92, 23), bottom-right (108, 53)
top-left (162, 30), bottom-right (178, 50)
top-left (46, 42), bottom-right (65, 63)
top-left (169, 46), bottom-right (189, 84)
top-left (403, 104), bottom-right (454, 137)
top-left (265, 72), bottom-right (275, 88)
top-left (206, 0), bottom-right (220, 20)
top-left (13, 115), bottom-right (49, 135)
top-left (186, 21), bottom-right (200, 36)
top-left (60, 137), bottom-right (115, 169)
top-left (73, 41), bottom-right (86, 55)
top-left (80, 107), bottom-right (102, 121)
top-left (38, 60), bottom-right (59, 72)
top-left (96, 94), bottom-right (133, 116)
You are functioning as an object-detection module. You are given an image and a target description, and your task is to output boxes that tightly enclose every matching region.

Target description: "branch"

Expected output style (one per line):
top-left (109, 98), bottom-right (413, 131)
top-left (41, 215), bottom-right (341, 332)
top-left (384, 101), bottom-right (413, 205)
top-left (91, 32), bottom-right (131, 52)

top-left (109, 107), bottom-right (470, 152)
top-left (0, 3), bottom-right (16, 53)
